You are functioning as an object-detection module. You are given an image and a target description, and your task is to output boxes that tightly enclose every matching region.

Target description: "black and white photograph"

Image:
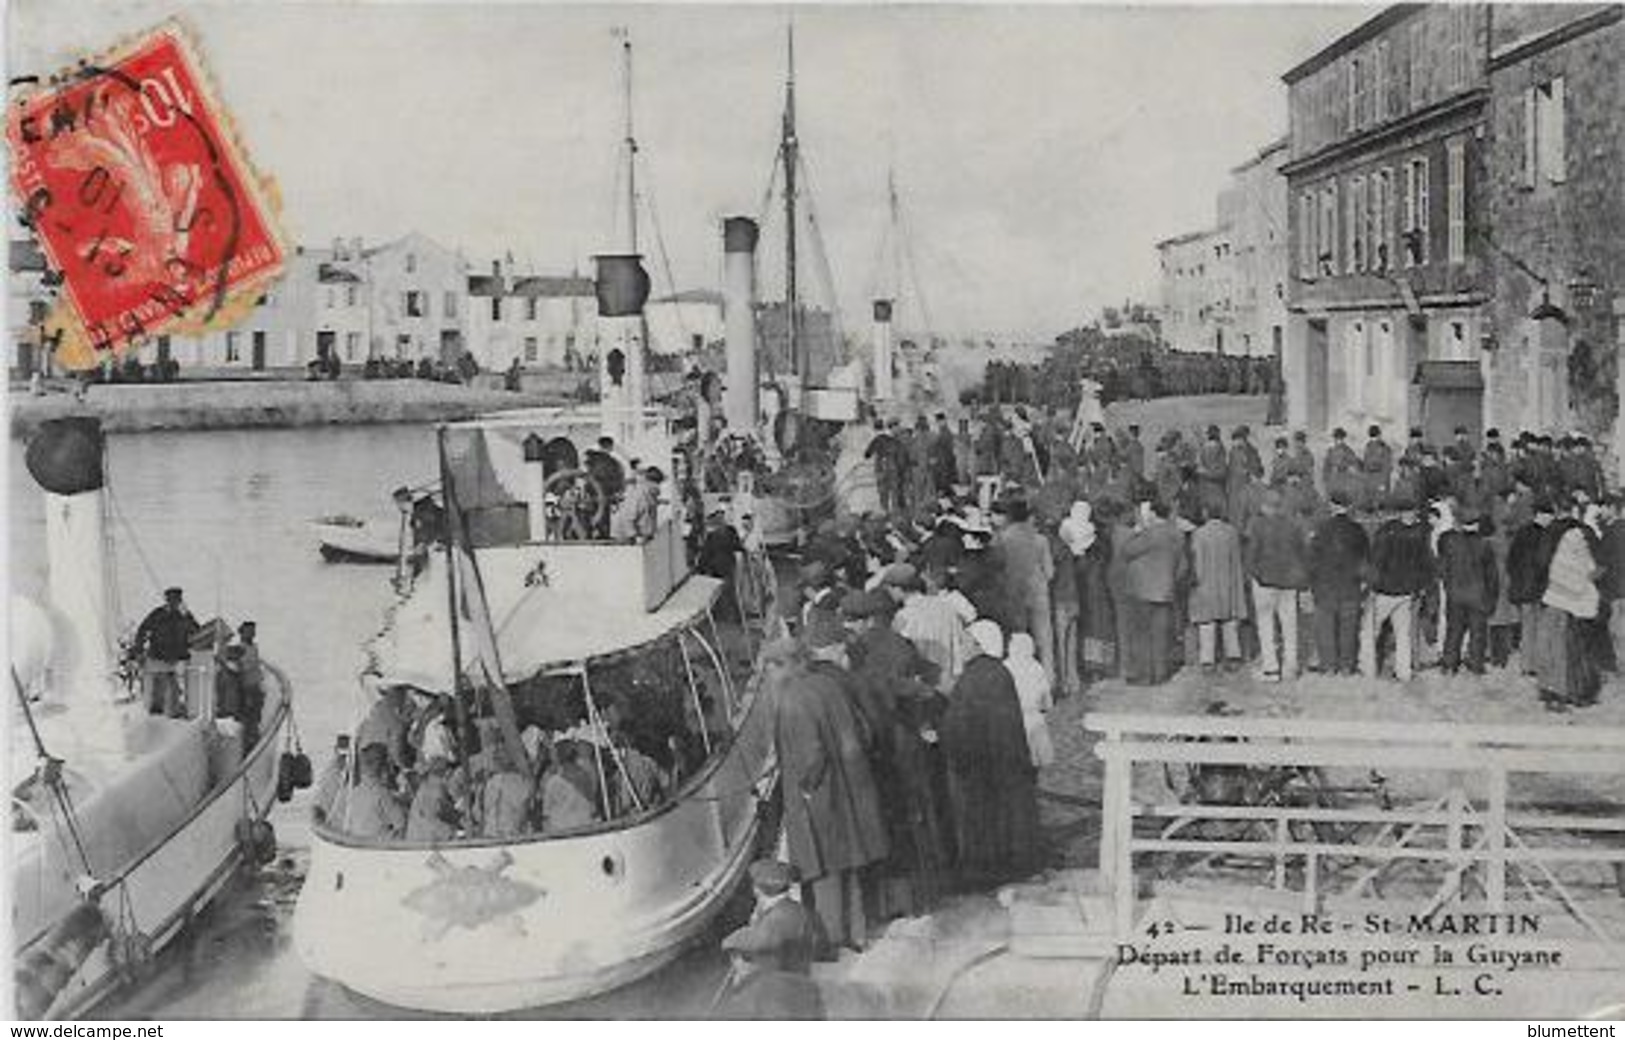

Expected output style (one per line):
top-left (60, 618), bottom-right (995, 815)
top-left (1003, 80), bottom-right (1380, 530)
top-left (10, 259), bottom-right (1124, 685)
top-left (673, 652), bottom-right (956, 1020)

top-left (5, 0), bottom-right (1624, 1023)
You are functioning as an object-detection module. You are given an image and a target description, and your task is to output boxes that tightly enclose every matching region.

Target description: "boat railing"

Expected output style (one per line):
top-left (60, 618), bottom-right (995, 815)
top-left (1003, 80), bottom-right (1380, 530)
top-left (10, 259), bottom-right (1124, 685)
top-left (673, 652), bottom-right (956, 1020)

top-left (1086, 711), bottom-right (1625, 947)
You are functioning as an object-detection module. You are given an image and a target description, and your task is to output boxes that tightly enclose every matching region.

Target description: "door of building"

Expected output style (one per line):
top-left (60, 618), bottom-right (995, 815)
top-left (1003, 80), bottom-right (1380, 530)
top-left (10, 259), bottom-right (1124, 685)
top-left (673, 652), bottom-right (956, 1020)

top-left (1305, 319), bottom-right (1329, 432)
top-left (252, 331), bottom-right (267, 371)
top-left (440, 330), bottom-right (462, 365)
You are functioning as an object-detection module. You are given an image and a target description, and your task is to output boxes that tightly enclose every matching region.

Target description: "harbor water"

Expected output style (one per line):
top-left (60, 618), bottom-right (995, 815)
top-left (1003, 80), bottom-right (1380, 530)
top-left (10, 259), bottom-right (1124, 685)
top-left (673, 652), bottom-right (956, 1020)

top-left (7, 423), bottom-right (734, 1018)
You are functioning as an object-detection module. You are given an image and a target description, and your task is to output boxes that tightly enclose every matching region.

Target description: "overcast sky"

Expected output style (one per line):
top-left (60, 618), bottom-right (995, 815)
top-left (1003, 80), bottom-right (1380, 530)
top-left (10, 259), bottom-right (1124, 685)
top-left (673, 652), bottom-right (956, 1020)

top-left (10, 1), bottom-right (1376, 340)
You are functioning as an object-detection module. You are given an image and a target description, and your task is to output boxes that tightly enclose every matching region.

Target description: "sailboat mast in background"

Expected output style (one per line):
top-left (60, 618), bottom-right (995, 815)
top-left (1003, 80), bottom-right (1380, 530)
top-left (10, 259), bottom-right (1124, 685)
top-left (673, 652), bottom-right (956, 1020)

top-left (781, 22), bottom-right (802, 397)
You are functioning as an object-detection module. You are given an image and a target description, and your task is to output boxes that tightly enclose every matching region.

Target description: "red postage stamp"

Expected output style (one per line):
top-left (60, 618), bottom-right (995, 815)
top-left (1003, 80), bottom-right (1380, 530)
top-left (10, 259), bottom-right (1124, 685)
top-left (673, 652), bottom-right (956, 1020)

top-left (7, 23), bottom-right (285, 370)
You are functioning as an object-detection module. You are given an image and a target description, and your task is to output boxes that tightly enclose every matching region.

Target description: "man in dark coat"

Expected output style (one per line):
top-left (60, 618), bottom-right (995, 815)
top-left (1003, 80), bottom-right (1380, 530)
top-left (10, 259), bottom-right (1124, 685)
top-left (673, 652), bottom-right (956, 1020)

top-left (930, 413), bottom-right (958, 496)
top-left (1437, 507), bottom-right (1499, 674)
top-left (134, 586), bottom-right (200, 717)
top-left (1506, 499), bottom-right (1557, 675)
top-left (1361, 495), bottom-right (1435, 681)
top-left (1308, 491), bottom-right (1369, 675)
top-left (941, 620), bottom-right (1041, 891)
top-left (1119, 497), bottom-right (1188, 685)
top-left (764, 638), bottom-right (888, 952)
top-left (1362, 424), bottom-right (1394, 511)
top-left (864, 421), bottom-right (901, 516)
top-left (1226, 426), bottom-right (1264, 523)
top-left (1196, 426), bottom-right (1228, 521)
top-left (843, 589), bottom-right (947, 918)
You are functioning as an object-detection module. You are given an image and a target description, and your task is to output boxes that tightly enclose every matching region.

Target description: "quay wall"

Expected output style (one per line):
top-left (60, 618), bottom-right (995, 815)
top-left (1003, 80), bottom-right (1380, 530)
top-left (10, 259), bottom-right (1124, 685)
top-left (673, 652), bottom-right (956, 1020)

top-left (7, 379), bottom-right (572, 437)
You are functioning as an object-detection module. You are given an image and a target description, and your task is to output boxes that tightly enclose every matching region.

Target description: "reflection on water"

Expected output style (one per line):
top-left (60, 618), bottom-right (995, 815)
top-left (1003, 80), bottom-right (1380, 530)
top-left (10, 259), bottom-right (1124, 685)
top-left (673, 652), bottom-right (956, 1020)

top-left (8, 424), bottom-right (733, 1018)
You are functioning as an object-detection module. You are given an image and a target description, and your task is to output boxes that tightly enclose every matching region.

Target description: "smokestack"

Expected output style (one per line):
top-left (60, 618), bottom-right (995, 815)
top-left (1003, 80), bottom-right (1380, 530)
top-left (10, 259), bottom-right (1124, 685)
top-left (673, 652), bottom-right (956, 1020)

top-left (23, 418), bottom-right (115, 708)
top-left (871, 299), bottom-right (894, 403)
top-left (593, 253), bottom-right (652, 444)
top-left (723, 217), bottom-right (760, 430)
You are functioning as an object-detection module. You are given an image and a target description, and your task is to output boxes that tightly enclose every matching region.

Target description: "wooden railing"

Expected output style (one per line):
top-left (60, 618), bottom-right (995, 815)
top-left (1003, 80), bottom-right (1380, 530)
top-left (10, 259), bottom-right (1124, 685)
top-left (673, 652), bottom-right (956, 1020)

top-left (1086, 712), bottom-right (1625, 945)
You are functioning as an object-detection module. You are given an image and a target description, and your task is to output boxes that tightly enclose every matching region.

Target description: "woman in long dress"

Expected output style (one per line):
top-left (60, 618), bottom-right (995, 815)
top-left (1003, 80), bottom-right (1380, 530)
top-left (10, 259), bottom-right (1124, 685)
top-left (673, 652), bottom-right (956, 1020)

top-left (940, 620), bottom-right (1041, 890)
top-left (1537, 512), bottom-right (1601, 710)
top-left (1063, 500), bottom-right (1115, 682)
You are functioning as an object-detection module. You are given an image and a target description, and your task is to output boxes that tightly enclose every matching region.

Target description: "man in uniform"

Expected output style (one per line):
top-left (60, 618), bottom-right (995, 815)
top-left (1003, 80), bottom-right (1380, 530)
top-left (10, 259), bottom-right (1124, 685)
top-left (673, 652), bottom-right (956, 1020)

top-left (1362, 424), bottom-right (1394, 512)
top-left (133, 587), bottom-right (200, 718)
top-left (1322, 428), bottom-right (1360, 507)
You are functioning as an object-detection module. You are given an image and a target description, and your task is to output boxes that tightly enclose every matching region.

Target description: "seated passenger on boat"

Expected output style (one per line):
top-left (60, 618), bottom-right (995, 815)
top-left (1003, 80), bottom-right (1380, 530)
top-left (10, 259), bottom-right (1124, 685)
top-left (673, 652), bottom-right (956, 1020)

top-left (349, 743), bottom-right (406, 840)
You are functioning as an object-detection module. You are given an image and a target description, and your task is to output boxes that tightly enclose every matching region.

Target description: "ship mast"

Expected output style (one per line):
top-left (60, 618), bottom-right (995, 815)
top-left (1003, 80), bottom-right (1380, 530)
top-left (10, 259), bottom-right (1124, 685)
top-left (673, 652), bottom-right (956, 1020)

top-left (620, 31), bottom-right (639, 254)
top-left (781, 22), bottom-right (802, 395)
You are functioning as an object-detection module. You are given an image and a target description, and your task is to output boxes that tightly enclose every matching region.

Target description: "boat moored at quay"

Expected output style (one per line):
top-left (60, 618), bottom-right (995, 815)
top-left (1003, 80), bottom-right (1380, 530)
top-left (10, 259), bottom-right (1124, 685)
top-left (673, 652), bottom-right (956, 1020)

top-left (291, 402), bottom-right (779, 1012)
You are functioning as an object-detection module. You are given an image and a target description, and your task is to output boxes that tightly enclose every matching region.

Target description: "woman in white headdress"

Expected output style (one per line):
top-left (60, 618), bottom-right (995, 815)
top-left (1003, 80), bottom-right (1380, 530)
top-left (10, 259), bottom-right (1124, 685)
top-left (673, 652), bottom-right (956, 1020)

top-left (1005, 632), bottom-right (1055, 768)
top-left (940, 619), bottom-right (1041, 888)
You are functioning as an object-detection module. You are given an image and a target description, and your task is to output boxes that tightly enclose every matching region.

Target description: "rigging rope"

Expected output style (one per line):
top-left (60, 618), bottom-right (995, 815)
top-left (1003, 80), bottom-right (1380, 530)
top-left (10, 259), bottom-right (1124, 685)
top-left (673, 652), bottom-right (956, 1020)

top-left (795, 152), bottom-right (847, 356)
top-left (640, 166), bottom-right (693, 351)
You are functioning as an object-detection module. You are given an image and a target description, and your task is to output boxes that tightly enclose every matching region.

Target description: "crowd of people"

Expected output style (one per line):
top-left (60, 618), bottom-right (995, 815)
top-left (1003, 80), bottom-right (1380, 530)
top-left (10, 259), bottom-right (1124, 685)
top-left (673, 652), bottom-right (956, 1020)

top-left (817, 407), bottom-right (1621, 738)
top-left (980, 350), bottom-right (1282, 411)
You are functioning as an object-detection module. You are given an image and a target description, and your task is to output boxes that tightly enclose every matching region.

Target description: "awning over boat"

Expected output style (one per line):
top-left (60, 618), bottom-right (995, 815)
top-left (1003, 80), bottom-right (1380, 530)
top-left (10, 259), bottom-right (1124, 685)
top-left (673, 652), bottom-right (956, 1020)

top-left (366, 555), bottom-right (722, 694)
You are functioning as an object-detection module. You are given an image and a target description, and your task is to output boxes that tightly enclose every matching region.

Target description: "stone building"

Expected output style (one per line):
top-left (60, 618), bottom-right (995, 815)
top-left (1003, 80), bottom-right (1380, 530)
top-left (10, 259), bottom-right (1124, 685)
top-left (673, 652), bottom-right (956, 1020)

top-left (465, 268), bottom-right (596, 372)
top-left (1222, 137), bottom-right (1291, 362)
top-left (1481, 4), bottom-right (1624, 468)
top-left (1154, 137), bottom-right (1285, 359)
top-left (1283, 4), bottom-right (1492, 441)
top-left (646, 289), bottom-right (725, 359)
top-left (1156, 228), bottom-right (1233, 355)
top-left (363, 232), bottom-right (468, 366)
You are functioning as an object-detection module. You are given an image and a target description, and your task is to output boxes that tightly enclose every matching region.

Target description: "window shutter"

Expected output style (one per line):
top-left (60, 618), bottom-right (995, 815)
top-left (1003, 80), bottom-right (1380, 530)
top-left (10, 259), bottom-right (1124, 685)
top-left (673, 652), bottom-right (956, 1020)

top-left (1417, 157), bottom-right (1430, 263)
top-left (1523, 86), bottom-right (1539, 188)
top-left (1545, 77), bottom-right (1567, 184)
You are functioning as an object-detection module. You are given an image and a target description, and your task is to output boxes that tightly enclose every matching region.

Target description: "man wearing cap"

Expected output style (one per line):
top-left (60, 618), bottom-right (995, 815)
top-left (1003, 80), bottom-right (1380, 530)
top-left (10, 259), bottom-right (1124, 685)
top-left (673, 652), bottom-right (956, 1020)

top-left (1226, 427), bottom-right (1263, 524)
top-left (1436, 505), bottom-right (1499, 674)
top-left (1362, 425), bottom-right (1394, 511)
top-left (1288, 431), bottom-right (1315, 486)
top-left (1361, 495), bottom-right (1436, 681)
top-left (716, 956), bottom-right (824, 1020)
top-left (219, 620), bottom-right (266, 748)
top-left (1322, 428), bottom-right (1360, 506)
top-left (723, 859), bottom-right (821, 973)
top-left (763, 638), bottom-right (888, 954)
top-left (1308, 491), bottom-right (1369, 676)
top-left (1244, 488), bottom-right (1309, 682)
top-left (134, 587), bottom-right (201, 718)
top-left (843, 587), bottom-right (948, 917)
top-left (864, 420), bottom-right (901, 517)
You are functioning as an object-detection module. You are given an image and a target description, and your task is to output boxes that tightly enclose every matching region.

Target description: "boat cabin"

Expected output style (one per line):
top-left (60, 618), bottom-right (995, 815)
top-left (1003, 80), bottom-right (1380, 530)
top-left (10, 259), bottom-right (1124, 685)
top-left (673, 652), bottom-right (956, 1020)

top-left (320, 407), bottom-right (751, 846)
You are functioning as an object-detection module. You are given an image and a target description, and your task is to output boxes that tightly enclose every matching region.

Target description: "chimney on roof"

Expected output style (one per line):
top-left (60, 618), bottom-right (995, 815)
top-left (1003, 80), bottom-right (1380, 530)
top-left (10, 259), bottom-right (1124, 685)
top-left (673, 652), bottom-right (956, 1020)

top-left (332, 237), bottom-right (344, 260)
top-left (492, 259), bottom-right (502, 279)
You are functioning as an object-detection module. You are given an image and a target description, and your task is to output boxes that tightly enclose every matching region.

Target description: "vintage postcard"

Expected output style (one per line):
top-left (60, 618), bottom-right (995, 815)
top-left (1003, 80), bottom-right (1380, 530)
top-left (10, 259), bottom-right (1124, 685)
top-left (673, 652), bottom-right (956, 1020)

top-left (6, 0), bottom-right (1623, 1024)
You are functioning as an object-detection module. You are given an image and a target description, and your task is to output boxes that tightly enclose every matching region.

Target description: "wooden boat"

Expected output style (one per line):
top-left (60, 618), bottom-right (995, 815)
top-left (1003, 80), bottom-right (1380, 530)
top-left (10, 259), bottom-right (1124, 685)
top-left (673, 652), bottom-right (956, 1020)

top-left (313, 515), bottom-right (410, 565)
top-left (11, 417), bottom-right (297, 1019)
top-left (292, 407), bottom-right (777, 1012)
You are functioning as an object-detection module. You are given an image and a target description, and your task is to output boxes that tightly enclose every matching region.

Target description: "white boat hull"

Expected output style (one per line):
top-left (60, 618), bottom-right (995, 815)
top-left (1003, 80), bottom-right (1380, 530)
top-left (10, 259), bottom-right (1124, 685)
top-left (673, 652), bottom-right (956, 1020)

top-left (293, 682), bottom-right (776, 1013)
top-left (14, 666), bottom-right (294, 1019)
top-left (314, 519), bottom-right (407, 564)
